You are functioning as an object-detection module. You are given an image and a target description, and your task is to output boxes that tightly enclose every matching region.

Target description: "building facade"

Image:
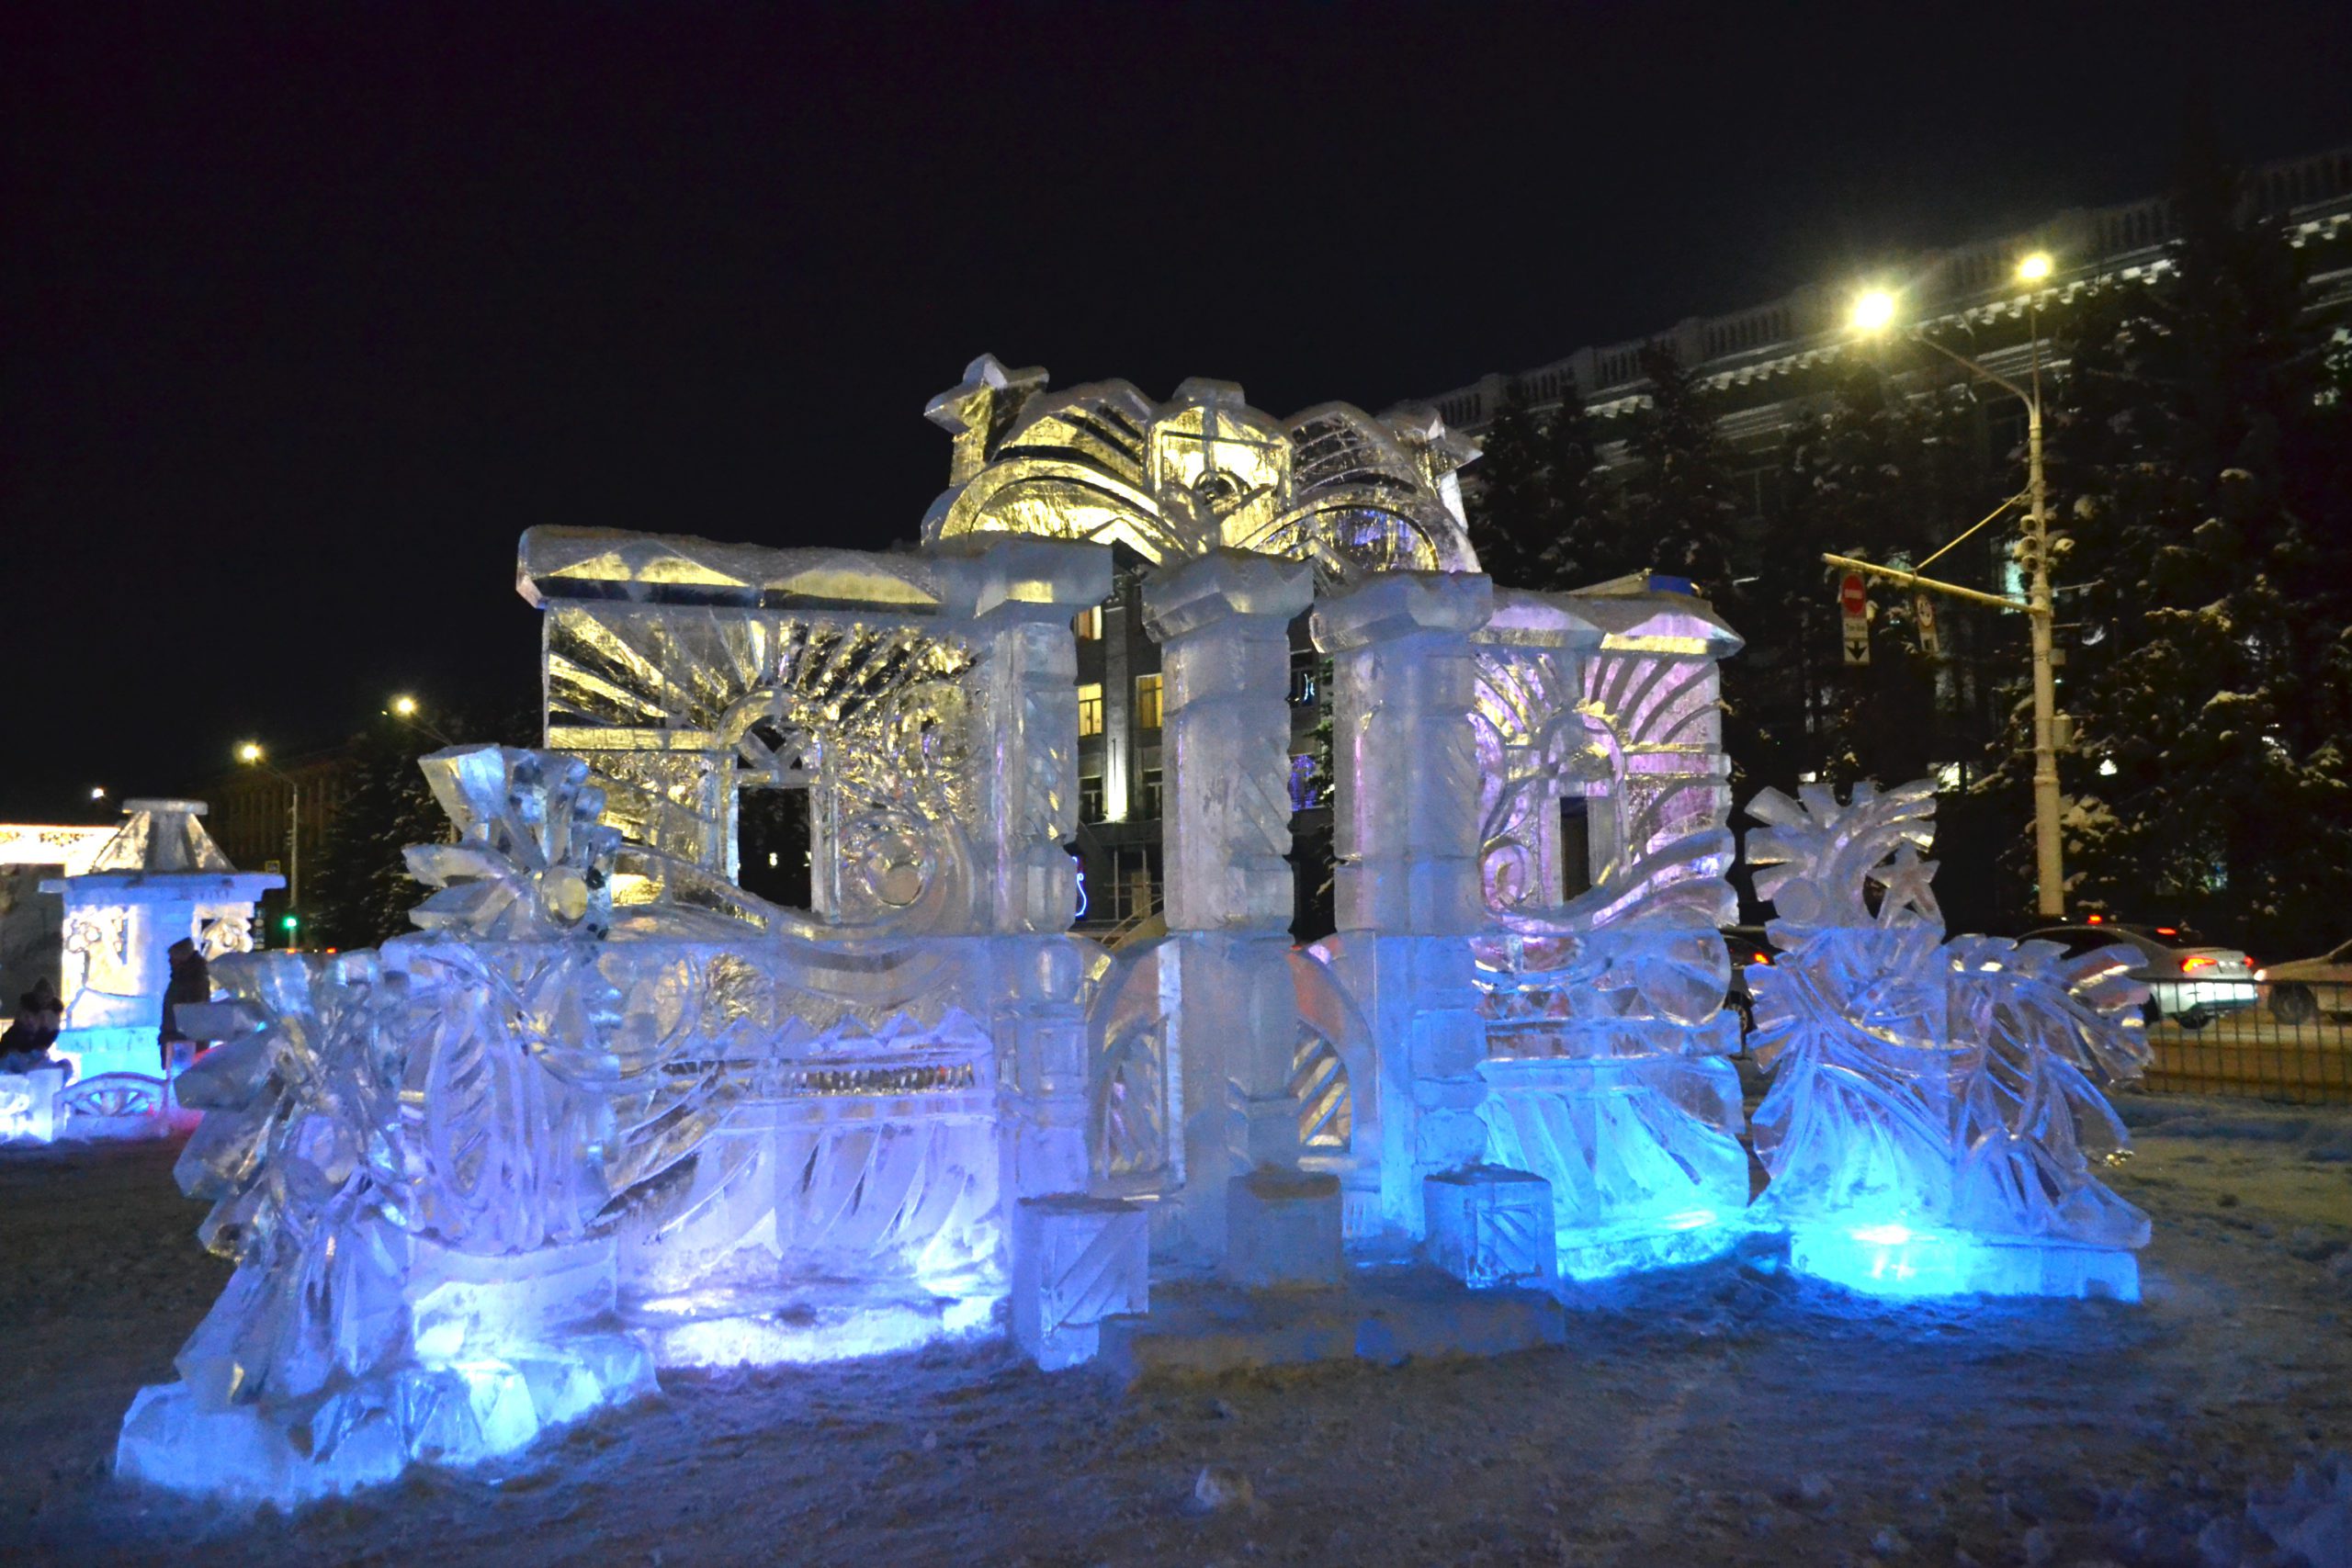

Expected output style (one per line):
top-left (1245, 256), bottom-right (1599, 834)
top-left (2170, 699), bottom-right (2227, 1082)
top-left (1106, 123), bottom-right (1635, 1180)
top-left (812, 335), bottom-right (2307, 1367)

top-left (1425, 144), bottom-right (2352, 467)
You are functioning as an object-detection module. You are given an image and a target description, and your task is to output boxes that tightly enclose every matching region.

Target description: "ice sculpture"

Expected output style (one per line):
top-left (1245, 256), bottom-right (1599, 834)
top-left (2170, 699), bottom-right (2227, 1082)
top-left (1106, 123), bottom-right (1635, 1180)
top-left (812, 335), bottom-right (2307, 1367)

top-left (1457, 589), bottom-right (1753, 1280)
top-left (122, 358), bottom-right (1774, 1506)
top-left (1743, 780), bottom-right (2154, 1300)
top-left (118, 751), bottom-right (658, 1502)
top-left (922, 355), bottom-right (1481, 584)
top-left (0, 800), bottom-right (279, 1145)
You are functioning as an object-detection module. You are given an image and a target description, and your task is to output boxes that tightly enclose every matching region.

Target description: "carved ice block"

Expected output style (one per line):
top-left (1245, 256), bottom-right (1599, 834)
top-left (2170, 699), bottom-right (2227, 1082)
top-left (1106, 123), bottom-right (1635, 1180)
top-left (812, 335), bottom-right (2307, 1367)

top-left (1422, 1165), bottom-right (1558, 1290)
top-left (1012, 1194), bottom-right (1150, 1371)
top-left (1224, 1168), bottom-right (1343, 1290)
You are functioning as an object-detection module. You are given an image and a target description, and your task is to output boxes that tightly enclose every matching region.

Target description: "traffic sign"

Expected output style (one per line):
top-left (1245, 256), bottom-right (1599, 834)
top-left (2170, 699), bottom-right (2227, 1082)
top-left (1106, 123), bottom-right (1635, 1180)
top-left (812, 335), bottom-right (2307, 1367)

top-left (1839, 573), bottom-right (1870, 665)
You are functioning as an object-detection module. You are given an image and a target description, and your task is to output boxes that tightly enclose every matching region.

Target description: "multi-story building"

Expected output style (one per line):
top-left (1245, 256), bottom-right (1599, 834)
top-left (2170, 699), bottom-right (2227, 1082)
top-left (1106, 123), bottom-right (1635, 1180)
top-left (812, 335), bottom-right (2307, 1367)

top-left (1425, 144), bottom-right (2352, 482)
top-left (1067, 569), bottom-right (1327, 935)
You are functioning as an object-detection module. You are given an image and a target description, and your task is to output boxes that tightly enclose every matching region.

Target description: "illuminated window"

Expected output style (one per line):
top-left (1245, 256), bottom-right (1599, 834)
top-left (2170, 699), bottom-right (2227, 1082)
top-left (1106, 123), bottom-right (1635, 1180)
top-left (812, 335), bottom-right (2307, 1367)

top-left (1135, 673), bottom-right (1162, 730)
top-left (1077, 682), bottom-right (1103, 737)
top-left (1073, 605), bottom-right (1102, 640)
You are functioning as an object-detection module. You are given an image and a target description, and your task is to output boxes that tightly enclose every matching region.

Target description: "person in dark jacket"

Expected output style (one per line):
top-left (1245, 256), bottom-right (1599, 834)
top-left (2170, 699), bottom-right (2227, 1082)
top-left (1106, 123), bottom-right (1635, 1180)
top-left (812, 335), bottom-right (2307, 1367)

top-left (158, 940), bottom-right (209, 1071)
top-left (1, 977), bottom-right (63, 1071)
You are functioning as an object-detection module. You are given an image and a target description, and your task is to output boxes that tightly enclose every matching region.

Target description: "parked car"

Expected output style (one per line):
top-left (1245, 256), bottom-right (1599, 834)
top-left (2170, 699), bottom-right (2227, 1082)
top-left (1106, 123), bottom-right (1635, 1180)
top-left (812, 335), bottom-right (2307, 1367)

top-left (2256, 939), bottom-right (2352, 1024)
top-left (2018, 920), bottom-right (2258, 1030)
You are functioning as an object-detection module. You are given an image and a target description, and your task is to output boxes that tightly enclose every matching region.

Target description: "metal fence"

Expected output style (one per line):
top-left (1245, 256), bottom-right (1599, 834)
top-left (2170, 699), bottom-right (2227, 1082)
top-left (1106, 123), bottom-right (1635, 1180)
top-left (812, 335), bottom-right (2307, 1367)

top-left (2137, 980), bottom-right (2352, 1105)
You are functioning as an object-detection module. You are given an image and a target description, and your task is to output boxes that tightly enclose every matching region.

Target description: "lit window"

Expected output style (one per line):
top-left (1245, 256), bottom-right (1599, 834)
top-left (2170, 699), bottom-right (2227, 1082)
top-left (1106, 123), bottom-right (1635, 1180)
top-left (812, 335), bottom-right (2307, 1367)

top-left (1077, 682), bottom-right (1103, 738)
top-left (1073, 605), bottom-right (1102, 640)
top-left (1135, 673), bottom-right (1162, 730)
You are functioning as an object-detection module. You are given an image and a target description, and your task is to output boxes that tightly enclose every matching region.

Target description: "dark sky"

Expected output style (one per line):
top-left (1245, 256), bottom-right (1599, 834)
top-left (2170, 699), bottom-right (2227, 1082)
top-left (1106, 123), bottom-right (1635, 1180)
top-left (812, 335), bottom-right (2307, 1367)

top-left (5, 2), bottom-right (2349, 820)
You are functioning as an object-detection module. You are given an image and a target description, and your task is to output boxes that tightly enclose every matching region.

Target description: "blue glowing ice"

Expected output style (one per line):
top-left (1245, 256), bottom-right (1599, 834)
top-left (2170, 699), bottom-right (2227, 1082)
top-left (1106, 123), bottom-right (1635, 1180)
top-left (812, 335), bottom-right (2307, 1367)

top-left (1743, 781), bottom-right (2154, 1300)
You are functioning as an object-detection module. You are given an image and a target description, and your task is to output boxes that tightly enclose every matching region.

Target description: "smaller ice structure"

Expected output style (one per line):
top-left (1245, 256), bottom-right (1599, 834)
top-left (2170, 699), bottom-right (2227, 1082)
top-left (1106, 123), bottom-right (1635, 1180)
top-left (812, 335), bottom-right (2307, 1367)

top-left (1743, 780), bottom-right (2154, 1301)
top-left (1, 800), bottom-right (279, 1145)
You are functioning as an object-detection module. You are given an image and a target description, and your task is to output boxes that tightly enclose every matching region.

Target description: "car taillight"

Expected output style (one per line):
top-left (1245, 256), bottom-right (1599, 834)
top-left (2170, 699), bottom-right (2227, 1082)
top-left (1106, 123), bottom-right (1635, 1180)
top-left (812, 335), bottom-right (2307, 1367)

top-left (2180, 955), bottom-right (2216, 974)
top-left (1752, 952), bottom-right (1770, 965)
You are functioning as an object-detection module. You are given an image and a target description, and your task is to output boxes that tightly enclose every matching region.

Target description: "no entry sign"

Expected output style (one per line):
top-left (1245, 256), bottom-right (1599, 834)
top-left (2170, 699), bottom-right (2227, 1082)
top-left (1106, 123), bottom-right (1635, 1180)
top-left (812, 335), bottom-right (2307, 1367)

top-left (1839, 573), bottom-right (1871, 665)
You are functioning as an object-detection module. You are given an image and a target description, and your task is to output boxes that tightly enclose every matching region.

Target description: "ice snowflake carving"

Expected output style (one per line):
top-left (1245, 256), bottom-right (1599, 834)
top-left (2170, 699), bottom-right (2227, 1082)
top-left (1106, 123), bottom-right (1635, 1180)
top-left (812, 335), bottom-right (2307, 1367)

top-left (1744, 781), bottom-right (2154, 1295)
top-left (406, 747), bottom-right (620, 940)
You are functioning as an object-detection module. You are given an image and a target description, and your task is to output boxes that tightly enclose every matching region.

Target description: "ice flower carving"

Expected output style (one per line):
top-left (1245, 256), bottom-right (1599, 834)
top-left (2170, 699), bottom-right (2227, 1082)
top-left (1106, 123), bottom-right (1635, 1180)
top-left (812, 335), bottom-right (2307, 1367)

top-left (1744, 781), bottom-right (2154, 1258)
top-left (168, 951), bottom-right (413, 1412)
top-left (405, 747), bottom-right (619, 940)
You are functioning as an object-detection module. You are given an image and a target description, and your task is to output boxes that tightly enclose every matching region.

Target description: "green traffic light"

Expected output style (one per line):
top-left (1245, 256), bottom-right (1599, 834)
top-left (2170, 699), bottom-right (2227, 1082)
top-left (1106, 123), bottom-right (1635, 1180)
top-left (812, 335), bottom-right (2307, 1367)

top-left (280, 914), bottom-right (300, 931)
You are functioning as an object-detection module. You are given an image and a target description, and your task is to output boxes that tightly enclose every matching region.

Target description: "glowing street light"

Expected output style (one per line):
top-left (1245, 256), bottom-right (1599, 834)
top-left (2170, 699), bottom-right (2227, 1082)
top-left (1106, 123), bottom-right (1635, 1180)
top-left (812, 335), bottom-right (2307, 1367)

top-left (385, 693), bottom-right (454, 745)
top-left (1849, 288), bottom-right (1899, 335)
top-left (237, 741), bottom-right (303, 947)
top-left (90, 785), bottom-right (107, 801)
top-left (2017, 251), bottom-right (2052, 283)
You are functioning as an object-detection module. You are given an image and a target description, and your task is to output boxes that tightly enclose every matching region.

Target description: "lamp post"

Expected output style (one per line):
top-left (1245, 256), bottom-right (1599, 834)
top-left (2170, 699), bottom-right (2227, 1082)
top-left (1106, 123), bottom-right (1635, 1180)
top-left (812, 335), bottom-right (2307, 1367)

top-left (1846, 253), bottom-right (2066, 919)
top-left (237, 742), bottom-right (303, 947)
top-left (386, 693), bottom-right (455, 746)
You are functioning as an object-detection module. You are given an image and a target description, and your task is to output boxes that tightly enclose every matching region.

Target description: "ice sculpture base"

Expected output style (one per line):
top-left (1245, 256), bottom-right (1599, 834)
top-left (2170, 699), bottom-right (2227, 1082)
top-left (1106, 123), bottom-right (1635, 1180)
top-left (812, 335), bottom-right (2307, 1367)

top-left (0, 1066), bottom-right (65, 1143)
top-left (1012, 1194), bottom-right (1151, 1371)
top-left (1223, 1168), bottom-right (1344, 1291)
top-left (624, 1280), bottom-right (1001, 1369)
top-left (1787, 1224), bottom-right (2142, 1303)
top-left (1423, 1166), bottom-right (1557, 1290)
top-left (1555, 1209), bottom-right (1740, 1283)
top-left (115, 1333), bottom-right (658, 1506)
top-left (1093, 1266), bottom-right (1566, 1385)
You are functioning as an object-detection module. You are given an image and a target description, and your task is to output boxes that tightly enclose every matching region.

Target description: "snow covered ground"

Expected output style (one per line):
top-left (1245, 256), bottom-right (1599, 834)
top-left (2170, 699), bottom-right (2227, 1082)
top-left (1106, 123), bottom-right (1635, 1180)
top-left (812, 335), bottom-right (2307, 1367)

top-left (4, 1094), bottom-right (2348, 1568)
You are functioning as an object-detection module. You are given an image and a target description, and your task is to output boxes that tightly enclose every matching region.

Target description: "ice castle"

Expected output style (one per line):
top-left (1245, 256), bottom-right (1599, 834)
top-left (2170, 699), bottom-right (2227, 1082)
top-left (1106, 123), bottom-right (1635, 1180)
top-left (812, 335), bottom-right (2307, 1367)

top-left (113, 358), bottom-right (2153, 1504)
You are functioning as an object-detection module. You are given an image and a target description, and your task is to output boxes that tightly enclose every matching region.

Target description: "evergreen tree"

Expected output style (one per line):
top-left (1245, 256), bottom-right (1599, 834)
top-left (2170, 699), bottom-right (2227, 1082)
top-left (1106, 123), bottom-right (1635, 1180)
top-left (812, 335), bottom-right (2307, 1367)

top-left (1620, 340), bottom-right (1738, 595)
top-left (1536, 378), bottom-right (1628, 589)
top-left (309, 701), bottom-right (537, 949)
top-left (1733, 369), bottom-right (1959, 798)
top-left (2045, 119), bottom-right (2352, 949)
top-left (1464, 377), bottom-right (1550, 589)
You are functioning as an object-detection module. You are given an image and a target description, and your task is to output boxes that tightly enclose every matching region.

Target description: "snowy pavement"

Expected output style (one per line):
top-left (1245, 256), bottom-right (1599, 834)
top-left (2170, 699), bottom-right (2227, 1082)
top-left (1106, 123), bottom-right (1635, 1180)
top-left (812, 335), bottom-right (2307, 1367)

top-left (3, 1096), bottom-right (2348, 1568)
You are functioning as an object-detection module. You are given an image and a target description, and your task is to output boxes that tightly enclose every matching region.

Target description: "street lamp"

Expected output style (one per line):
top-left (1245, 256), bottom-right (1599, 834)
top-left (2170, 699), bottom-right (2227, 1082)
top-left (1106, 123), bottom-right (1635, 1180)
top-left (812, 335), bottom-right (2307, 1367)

top-left (1843, 254), bottom-right (2066, 919)
top-left (385, 693), bottom-right (455, 746)
top-left (237, 742), bottom-right (304, 947)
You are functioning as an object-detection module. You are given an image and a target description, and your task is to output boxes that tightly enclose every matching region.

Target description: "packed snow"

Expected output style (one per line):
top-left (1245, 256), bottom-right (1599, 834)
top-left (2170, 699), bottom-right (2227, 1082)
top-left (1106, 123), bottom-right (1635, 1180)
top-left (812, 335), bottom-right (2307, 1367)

top-left (3, 1091), bottom-right (2347, 1567)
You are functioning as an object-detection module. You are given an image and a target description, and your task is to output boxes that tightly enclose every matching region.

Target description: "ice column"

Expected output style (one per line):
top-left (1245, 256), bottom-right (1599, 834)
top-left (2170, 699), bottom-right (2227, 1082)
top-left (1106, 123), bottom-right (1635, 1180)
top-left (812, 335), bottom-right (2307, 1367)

top-left (1313, 572), bottom-right (1499, 1243)
top-left (1141, 552), bottom-right (1329, 1281)
top-left (942, 540), bottom-right (1154, 1365)
top-left (940, 540), bottom-right (1115, 1201)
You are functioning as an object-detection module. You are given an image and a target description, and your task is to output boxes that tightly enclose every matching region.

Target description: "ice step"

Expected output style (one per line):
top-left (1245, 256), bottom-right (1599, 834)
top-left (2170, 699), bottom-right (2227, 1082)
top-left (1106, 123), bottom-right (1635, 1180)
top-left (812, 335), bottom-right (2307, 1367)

top-left (1092, 1266), bottom-right (1566, 1385)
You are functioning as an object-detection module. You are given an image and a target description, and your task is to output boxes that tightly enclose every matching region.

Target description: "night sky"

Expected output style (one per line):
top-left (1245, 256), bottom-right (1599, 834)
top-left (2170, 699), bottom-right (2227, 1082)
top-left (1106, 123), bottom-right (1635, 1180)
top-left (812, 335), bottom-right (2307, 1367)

top-left (5, 2), bottom-right (2348, 821)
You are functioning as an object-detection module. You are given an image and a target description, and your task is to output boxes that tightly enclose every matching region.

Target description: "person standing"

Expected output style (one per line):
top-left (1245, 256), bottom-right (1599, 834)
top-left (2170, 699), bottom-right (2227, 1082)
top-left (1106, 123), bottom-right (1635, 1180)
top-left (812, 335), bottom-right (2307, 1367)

top-left (158, 939), bottom-right (209, 1071)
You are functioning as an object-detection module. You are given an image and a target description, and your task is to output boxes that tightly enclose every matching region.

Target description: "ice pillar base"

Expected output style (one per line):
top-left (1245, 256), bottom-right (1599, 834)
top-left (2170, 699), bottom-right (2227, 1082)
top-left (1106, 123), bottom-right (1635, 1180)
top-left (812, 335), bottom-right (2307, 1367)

top-left (1223, 1168), bottom-right (1344, 1290)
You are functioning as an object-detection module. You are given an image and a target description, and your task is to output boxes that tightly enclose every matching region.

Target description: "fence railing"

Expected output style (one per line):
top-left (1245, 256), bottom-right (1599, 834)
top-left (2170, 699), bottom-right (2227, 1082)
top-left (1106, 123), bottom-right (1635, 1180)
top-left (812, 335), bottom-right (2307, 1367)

top-left (2136, 979), bottom-right (2352, 1105)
